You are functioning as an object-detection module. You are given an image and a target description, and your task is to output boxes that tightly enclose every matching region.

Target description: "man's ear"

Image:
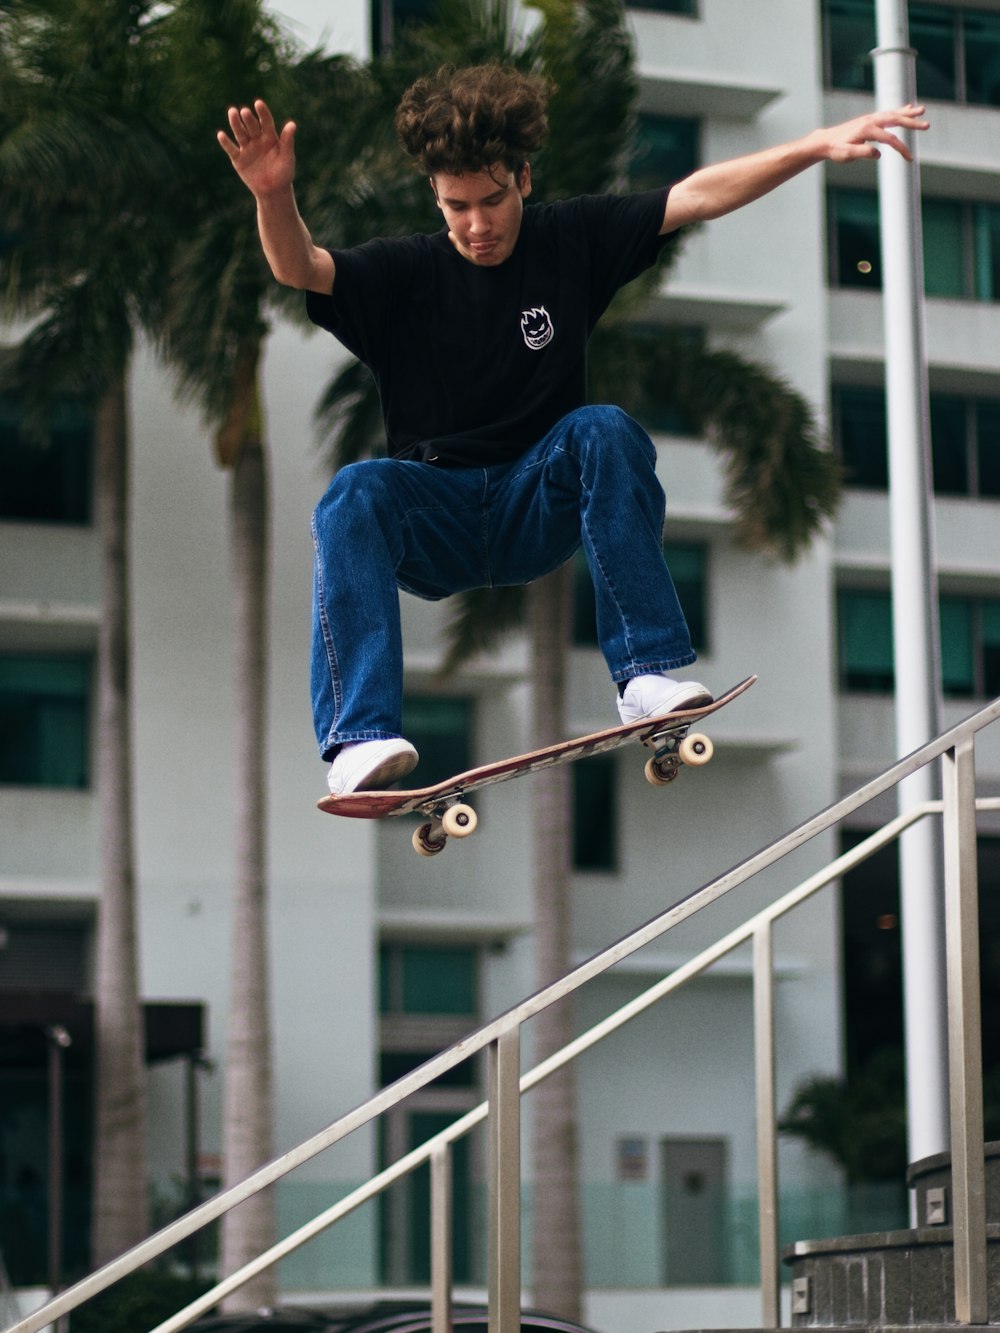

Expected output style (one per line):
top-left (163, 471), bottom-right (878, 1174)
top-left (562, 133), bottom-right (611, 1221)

top-left (519, 162), bottom-right (533, 199)
top-left (429, 176), bottom-right (442, 209)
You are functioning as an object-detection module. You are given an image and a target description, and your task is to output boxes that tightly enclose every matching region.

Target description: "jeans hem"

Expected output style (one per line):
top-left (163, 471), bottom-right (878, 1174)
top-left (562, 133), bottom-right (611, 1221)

top-left (610, 652), bottom-right (698, 683)
top-left (321, 729), bottom-right (406, 762)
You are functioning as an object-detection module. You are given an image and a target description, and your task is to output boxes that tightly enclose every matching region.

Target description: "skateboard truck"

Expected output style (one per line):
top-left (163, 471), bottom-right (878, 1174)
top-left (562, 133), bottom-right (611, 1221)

top-left (642, 724), bottom-right (714, 787)
top-left (412, 797), bottom-right (478, 857)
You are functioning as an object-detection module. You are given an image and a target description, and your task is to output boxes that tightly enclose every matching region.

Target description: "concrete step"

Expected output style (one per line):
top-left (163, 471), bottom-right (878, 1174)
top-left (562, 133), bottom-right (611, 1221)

top-left (784, 1224), bottom-right (1000, 1326)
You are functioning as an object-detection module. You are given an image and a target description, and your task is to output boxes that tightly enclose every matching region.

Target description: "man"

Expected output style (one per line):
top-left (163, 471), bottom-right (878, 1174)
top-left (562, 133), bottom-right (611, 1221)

top-left (218, 64), bottom-right (927, 796)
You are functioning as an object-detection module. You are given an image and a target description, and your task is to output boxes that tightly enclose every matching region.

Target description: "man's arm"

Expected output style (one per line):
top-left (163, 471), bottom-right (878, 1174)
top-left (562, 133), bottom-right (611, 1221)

top-left (217, 98), bottom-right (335, 292)
top-left (661, 104), bottom-right (929, 234)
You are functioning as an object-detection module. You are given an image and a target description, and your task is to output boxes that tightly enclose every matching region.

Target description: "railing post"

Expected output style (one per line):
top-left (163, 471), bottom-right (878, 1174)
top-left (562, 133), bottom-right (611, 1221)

top-left (430, 1142), bottom-right (453, 1333)
top-left (488, 1027), bottom-right (521, 1333)
top-left (754, 921), bottom-right (780, 1327)
top-left (942, 736), bottom-right (988, 1323)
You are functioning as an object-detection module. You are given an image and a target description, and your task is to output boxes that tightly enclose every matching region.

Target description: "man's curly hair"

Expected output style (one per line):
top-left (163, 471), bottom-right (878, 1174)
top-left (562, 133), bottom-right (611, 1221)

top-left (395, 63), bottom-right (552, 177)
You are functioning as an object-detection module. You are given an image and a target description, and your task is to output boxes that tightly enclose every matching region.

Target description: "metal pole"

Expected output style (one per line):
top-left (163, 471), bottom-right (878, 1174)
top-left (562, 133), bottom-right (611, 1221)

top-left (430, 1143), bottom-right (454, 1333)
top-left (942, 737), bottom-right (987, 1323)
top-left (488, 1028), bottom-right (521, 1333)
top-left (753, 923), bottom-right (780, 1327)
top-left (45, 1025), bottom-right (71, 1333)
top-left (872, 0), bottom-right (949, 1167)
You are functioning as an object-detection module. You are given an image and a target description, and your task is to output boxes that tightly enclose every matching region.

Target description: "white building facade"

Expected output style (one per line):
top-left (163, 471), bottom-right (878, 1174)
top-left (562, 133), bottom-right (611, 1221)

top-left (3, 2), bottom-right (1000, 1330)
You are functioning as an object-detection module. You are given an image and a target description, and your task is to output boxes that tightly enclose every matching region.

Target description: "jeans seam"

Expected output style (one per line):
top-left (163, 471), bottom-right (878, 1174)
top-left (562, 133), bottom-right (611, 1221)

top-left (311, 512), bottom-right (343, 753)
top-left (557, 437), bottom-right (638, 668)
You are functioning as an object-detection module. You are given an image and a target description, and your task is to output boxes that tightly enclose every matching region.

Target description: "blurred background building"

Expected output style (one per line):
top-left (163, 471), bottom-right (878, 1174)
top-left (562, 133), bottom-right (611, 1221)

top-left (3, 2), bottom-right (1000, 1330)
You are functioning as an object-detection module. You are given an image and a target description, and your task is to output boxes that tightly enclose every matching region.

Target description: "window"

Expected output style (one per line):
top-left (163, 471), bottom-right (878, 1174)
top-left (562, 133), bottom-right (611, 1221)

top-left (912, 2), bottom-right (959, 101)
top-left (573, 755), bottom-right (617, 871)
top-left (401, 695), bottom-right (473, 788)
top-left (0, 655), bottom-right (91, 788)
top-left (833, 385), bottom-right (889, 489)
top-left (630, 115), bottom-right (699, 192)
top-left (0, 397), bottom-right (93, 524)
top-left (840, 832), bottom-right (1000, 1084)
top-left (838, 588), bottom-right (1000, 697)
top-left (379, 943), bottom-right (478, 1019)
top-left (828, 188), bottom-right (881, 290)
top-left (573, 542), bottom-right (709, 654)
top-left (370, 0), bottom-right (437, 52)
top-left (823, 0), bottom-right (1000, 107)
top-left (378, 942), bottom-right (480, 1284)
top-left (838, 589), bottom-right (895, 692)
top-left (833, 383), bottom-right (1000, 498)
top-left (829, 187), bottom-right (1000, 301)
top-left (627, 0), bottom-right (697, 13)
top-left (823, 0), bottom-right (877, 91)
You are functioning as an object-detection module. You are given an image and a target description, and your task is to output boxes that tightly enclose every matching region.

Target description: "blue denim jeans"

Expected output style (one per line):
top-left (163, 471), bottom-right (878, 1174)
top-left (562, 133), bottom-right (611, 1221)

top-left (310, 405), bottom-right (697, 758)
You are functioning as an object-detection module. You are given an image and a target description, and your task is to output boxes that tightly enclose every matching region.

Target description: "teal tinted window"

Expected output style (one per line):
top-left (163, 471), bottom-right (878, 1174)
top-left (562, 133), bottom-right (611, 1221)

top-left (941, 597), bottom-right (975, 696)
top-left (573, 755), bottom-right (617, 872)
top-left (825, 1), bottom-right (1000, 105)
top-left (627, 0), bottom-right (696, 12)
top-left (380, 943), bottom-right (478, 1016)
top-left (930, 395), bottom-right (970, 494)
top-left (839, 590), bottom-right (894, 692)
top-left (923, 198), bottom-right (965, 297)
top-left (965, 10), bottom-right (1000, 105)
top-left (378, 1049), bottom-right (476, 1088)
top-left (0, 397), bottom-right (93, 524)
top-left (401, 695), bottom-right (473, 787)
top-left (835, 385), bottom-right (1000, 498)
top-left (0, 655), bottom-right (91, 787)
top-left (404, 947), bottom-right (476, 1015)
top-left (983, 604), bottom-right (1000, 696)
top-left (667, 541), bottom-right (709, 653)
top-left (830, 189), bottom-right (881, 288)
top-left (831, 189), bottom-right (1000, 299)
top-left (630, 115), bottom-right (699, 191)
top-left (824, 0), bottom-right (877, 91)
top-left (911, 3), bottom-right (958, 101)
top-left (973, 204), bottom-right (1000, 300)
top-left (976, 401), bottom-right (1000, 497)
top-left (834, 385), bottom-right (888, 488)
top-left (840, 592), bottom-right (1000, 696)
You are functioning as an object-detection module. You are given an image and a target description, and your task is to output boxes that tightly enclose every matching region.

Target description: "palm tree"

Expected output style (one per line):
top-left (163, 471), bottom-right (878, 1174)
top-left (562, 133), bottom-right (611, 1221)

top-left (151, 0), bottom-right (316, 1307)
top-left (0, 0), bottom-right (179, 1266)
top-left (305, 0), bottom-right (840, 1316)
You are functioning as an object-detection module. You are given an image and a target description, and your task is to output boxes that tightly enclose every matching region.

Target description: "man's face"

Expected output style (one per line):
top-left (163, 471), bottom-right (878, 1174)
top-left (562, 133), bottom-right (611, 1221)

top-left (431, 163), bottom-right (532, 266)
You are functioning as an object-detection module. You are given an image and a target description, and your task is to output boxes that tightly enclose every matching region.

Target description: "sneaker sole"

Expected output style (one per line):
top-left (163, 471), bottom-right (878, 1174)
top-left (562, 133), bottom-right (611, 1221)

top-left (356, 750), bottom-right (419, 792)
top-left (623, 688), bottom-right (713, 724)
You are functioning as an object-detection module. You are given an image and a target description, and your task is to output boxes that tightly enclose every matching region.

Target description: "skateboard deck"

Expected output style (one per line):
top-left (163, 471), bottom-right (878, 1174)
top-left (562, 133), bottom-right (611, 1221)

top-left (318, 675), bottom-right (756, 856)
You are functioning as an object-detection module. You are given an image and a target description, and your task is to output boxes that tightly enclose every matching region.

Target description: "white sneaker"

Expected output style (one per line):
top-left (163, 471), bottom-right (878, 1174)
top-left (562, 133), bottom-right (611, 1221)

top-left (327, 738), bottom-right (419, 795)
top-left (617, 674), bottom-right (712, 725)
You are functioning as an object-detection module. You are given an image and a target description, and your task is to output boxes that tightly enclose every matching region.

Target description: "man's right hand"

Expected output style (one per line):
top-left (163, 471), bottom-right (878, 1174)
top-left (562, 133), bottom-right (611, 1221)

top-left (218, 98), bottom-right (297, 197)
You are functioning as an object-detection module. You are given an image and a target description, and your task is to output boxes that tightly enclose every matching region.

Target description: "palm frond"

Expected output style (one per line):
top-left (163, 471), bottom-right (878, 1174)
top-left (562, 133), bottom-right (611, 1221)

top-left (528, 0), bottom-right (637, 198)
top-left (589, 326), bottom-right (843, 563)
top-left (314, 360), bottom-right (386, 469)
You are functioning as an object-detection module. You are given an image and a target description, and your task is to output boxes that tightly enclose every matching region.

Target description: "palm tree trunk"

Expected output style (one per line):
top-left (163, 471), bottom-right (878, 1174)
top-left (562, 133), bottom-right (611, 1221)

top-left (529, 565), bottom-right (584, 1320)
top-left (91, 372), bottom-right (150, 1266)
top-left (219, 350), bottom-right (277, 1310)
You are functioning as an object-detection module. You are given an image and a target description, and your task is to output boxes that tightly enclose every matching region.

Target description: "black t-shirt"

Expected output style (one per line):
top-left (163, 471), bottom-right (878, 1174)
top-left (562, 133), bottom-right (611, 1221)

top-left (306, 187), bottom-right (676, 466)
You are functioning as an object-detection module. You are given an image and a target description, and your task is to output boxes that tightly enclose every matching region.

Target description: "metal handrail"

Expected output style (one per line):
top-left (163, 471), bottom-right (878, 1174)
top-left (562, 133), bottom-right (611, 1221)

top-left (10, 693), bottom-right (1000, 1333)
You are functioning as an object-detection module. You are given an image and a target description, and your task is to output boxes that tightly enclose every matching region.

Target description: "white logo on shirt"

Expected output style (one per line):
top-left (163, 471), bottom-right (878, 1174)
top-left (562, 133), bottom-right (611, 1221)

top-left (520, 306), bottom-right (554, 350)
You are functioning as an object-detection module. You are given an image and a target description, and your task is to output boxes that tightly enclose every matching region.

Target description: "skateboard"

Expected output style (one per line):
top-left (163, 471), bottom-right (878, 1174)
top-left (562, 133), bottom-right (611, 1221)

top-left (318, 675), bottom-right (755, 857)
